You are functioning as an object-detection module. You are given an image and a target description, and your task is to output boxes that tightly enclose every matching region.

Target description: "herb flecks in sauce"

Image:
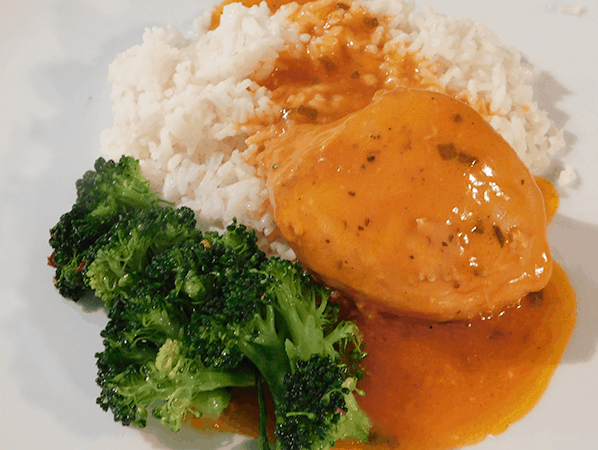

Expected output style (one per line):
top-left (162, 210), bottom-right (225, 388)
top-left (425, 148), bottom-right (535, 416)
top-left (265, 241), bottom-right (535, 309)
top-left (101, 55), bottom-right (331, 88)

top-left (203, 1), bottom-right (577, 449)
top-left (254, 87), bottom-right (552, 324)
top-left (243, 0), bottom-right (442, 150)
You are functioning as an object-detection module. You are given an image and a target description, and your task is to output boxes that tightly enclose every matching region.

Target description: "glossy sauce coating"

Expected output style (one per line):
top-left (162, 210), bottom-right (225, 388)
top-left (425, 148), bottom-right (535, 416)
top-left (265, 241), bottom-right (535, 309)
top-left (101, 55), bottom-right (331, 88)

top-left (332, 263), bottom-right (576, 450)
top-left (194, 2), bottom-right (577, 448)
top-left (237, 0), bottom-right (442, 149)
top-left (190, 262), bottom-right (576, 450)
top-left (256, 0), bottom-right (399, 125)
top-left (254, 88), bottom-right (552, 321)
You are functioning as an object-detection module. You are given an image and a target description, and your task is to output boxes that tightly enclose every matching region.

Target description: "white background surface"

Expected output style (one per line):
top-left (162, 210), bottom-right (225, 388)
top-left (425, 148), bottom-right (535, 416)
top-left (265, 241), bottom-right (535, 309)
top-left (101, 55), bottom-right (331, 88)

top-left (1, 1), bottom-right (597, 449)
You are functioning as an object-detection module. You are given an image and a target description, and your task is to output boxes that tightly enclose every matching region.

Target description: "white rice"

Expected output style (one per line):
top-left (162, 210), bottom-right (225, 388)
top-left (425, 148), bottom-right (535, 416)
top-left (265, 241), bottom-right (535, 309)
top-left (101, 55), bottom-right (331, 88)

top-left (101, 1), bottom-right (294, 236)
top-left (99, 0), bottom-right (568, 252)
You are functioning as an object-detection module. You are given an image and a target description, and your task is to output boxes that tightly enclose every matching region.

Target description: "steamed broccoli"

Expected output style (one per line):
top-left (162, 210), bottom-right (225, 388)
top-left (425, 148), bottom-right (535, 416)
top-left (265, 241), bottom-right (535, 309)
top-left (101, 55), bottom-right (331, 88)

top-left (96, 221), bottom-right (371, 449)
top-left (230, 258), bottom-right (371, 450)
top-left (95, 221), bottom-right (268, 430)
top-left (96, 281), bottom-right (256, 431)
top-left (276, 355), bottom-right (370, 450)
top-left (51, 156), bottom-right (372, 449)
top-left (48, 156), bottom-right (166, 300)
top-left (179, 243), bottom-right (371, 449)
top-left (86, 204), bottom-right (202, 307)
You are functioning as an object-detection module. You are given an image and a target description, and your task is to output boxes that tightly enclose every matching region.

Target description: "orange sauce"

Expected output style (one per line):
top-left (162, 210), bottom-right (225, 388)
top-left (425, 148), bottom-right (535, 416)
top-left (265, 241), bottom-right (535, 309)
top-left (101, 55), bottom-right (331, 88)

top-left (336, 263), bottom-right (576, 450)
top-left (217, 0), bottom-right (443, 146)
top-left (190, 2), bottom-right (578, 448)
top-left (535, 176), bottom-right (560, 223)
top-left (188, 171), bottom-right (576, 449)
top-left (189, 262), bottom-right (575, 449)
top-left (255, 1), bottom-right (398, 125)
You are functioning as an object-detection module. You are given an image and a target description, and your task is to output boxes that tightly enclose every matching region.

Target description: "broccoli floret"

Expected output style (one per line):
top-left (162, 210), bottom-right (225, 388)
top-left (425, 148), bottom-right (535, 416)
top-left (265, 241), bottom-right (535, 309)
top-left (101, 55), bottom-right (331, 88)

top-left (76, 156), bottom-right (162, 218)
top-left (275, 355), bottom-right (371, 450)
top-left (184, 253), bottom-right (371, 449)
top-left (96, 284), bottom-right (256, 431)
top-left (86, 205), bottom-right (202, 307)
top-left (143, 221), bottom-right (268, 369)
top-left (95, 220), bottom-right (268, 431)
top-left (232, 258), bottom-right (371, 450)
top-left (95, 223), bottom-right (370, 448)
top-left (96, 334), bottom-right (254, 431)
top-left (49, 156), bottom-right (165, 301)
top-left (51, 156), bottom-right (371, 448)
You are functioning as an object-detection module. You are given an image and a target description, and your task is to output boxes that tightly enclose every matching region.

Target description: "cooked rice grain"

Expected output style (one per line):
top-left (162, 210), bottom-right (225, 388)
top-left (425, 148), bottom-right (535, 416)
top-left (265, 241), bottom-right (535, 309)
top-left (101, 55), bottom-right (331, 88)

top-left (100, 0), bottom-right (566, 247)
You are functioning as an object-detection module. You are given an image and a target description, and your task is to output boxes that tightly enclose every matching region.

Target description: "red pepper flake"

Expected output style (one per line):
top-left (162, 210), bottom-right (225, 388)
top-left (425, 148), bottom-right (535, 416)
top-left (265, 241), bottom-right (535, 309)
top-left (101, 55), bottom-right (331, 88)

top-left (351, 71), bottom-right (360, 79)
top-left (334, 407), bottom-right (347, 416)
top-left (75, 261), bottom-right (85, 273)
top-left (47, 253), bottom-right (57, 267)
top-left (348, 191), bottom-right (356, 196)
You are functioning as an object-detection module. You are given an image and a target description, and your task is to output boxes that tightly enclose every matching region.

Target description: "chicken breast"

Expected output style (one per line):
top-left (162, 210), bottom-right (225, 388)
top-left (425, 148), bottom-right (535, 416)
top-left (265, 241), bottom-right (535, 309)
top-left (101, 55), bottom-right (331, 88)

top-left (253, 88), bottom-right (552, 321)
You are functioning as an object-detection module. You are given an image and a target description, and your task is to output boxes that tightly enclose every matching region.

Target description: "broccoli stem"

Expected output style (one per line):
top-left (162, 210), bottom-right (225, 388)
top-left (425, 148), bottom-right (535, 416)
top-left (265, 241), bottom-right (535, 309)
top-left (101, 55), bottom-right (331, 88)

top-left (257, 370), bottom-right (271, 450)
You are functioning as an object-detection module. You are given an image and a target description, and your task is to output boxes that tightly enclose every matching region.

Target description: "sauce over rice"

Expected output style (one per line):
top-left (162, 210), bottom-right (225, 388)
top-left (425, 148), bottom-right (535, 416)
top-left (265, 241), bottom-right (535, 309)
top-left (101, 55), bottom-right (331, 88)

top-left (114, 0), bottom-right (575, 448)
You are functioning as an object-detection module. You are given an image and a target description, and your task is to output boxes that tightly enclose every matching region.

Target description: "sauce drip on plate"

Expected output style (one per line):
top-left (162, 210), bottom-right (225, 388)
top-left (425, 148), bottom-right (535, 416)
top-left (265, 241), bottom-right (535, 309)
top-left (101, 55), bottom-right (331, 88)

top-left (190, 261), bottom-right (576, 449)
top-left (335, 262), bottom-right (576, 450)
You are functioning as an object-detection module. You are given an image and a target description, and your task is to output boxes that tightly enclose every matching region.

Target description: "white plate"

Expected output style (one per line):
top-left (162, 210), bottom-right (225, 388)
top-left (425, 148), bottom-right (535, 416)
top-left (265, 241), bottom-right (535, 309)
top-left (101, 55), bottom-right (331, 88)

top-left (1, 0), bottom-right (597, 449)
